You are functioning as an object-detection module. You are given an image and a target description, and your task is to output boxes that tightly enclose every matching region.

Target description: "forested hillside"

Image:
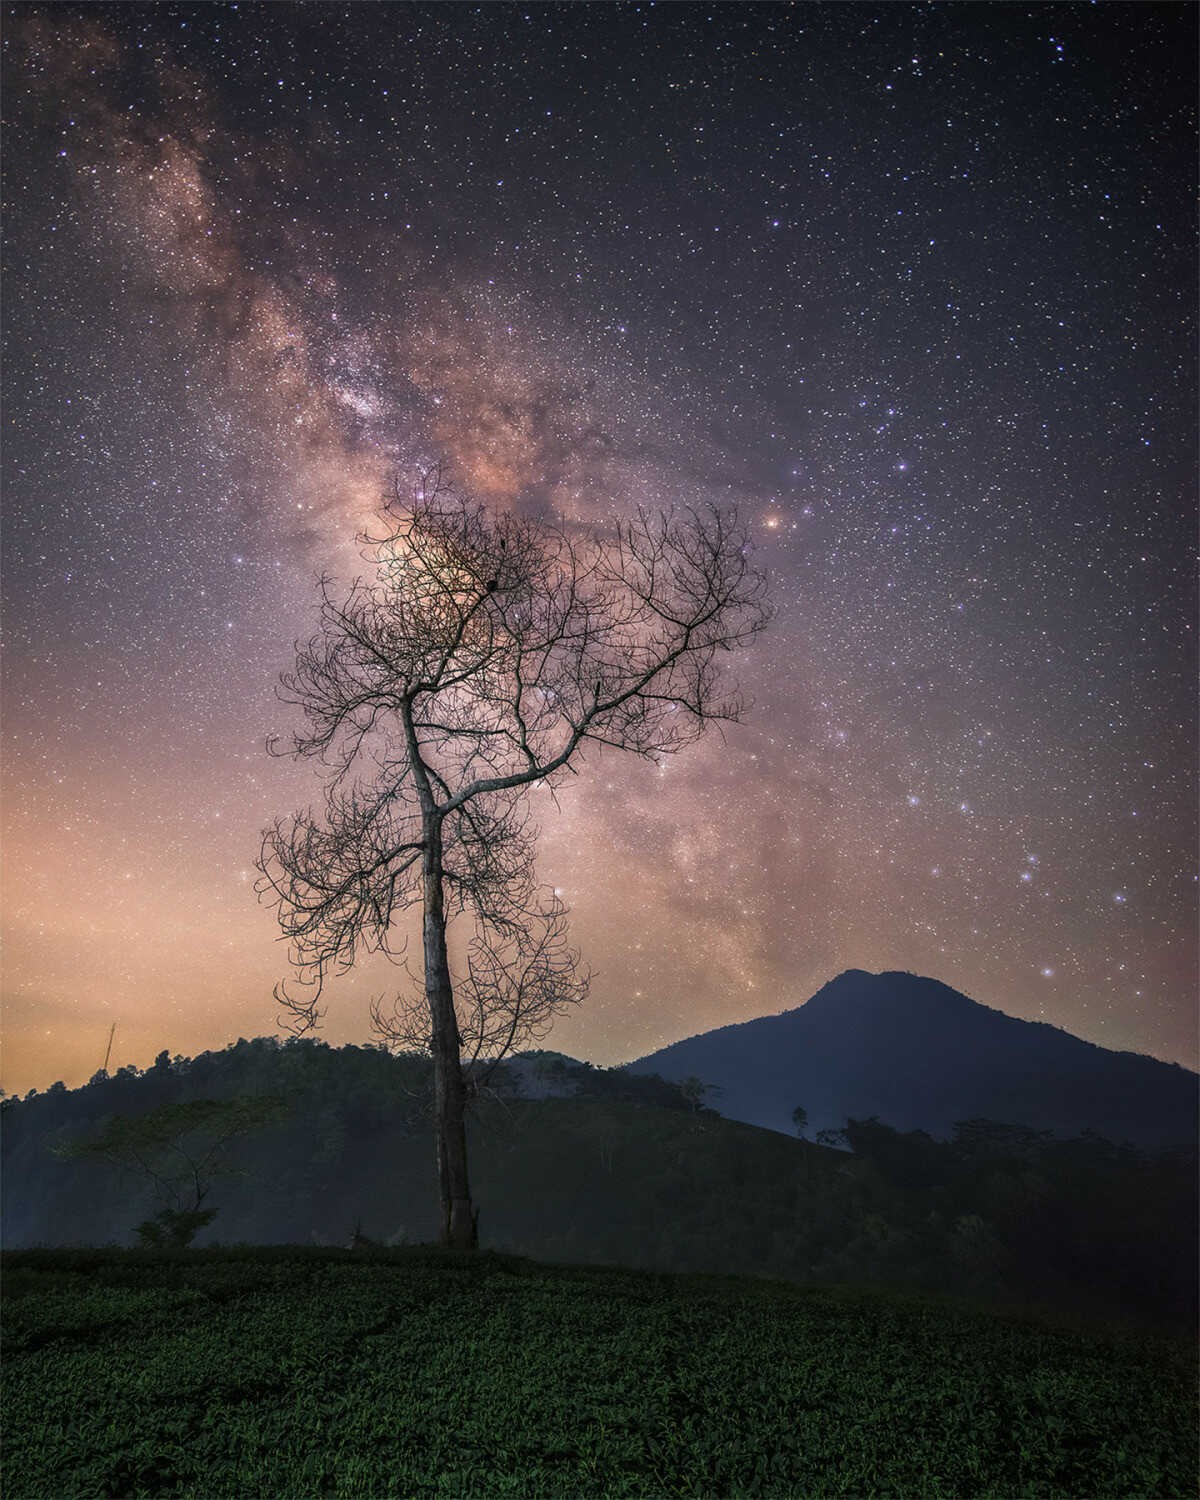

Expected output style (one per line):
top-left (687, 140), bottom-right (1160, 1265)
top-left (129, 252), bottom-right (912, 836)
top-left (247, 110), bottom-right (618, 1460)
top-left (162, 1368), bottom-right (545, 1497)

top-left (3, 1037), bottom-right (1194, 1329)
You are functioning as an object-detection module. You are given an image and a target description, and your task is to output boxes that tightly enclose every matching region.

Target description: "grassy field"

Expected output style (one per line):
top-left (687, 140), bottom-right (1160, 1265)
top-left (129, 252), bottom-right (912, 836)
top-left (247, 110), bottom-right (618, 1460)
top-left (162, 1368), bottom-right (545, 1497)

top-left (3, 1246), bottom-right (1194, 1499)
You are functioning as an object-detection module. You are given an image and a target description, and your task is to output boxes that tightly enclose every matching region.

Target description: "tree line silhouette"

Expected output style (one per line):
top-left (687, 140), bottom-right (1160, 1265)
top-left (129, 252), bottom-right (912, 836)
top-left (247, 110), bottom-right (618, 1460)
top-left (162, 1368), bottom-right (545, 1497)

top-left (4, 1037), bottom-right (1194, 1329)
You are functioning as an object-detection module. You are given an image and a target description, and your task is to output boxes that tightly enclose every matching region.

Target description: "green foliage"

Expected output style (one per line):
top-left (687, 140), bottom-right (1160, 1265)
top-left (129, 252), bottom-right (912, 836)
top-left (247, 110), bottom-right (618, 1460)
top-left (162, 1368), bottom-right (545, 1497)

top-left (7, 1040), bottom-right (1195, 1329)
top-left (51, 1092), bottom-right (292, 1243)
top-left (678, 1075), bottom-right (717, 1114)
top-left (3, 1247), bottom-right (1193, 1499)
top-left (133, 1207), bottom-right (218, 1250)
top-left (465, 1097), bottom-right (1197, 1330)
top-left (55, 1095), bottom-right (292, 1176)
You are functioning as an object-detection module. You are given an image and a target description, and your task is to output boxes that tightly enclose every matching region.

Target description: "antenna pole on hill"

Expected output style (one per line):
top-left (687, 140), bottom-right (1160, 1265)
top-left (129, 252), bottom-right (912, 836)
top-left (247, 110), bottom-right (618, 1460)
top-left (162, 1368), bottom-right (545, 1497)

top-left (101, 1022), bottom-right (116, 1074)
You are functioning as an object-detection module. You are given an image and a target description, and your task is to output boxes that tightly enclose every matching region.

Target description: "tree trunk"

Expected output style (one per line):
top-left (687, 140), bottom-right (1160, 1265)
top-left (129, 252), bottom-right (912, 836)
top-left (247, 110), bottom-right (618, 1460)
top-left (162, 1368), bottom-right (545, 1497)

top-left (422, 821), bottom-right (477, 1251)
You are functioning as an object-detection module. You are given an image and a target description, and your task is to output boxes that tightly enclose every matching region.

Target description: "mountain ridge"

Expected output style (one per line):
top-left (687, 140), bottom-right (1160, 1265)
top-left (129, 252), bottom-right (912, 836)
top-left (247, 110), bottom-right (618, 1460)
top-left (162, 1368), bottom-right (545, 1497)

top-left (620, 968), bottom-right (1197, 1148)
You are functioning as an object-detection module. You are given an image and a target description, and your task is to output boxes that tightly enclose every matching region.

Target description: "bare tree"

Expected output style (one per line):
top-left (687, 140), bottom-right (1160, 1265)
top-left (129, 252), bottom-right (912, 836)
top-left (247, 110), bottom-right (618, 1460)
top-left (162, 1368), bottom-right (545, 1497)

top-left (367, 890), bottom-right (584, 1093)
top-left (257, 471), bottom-right (770, 1249)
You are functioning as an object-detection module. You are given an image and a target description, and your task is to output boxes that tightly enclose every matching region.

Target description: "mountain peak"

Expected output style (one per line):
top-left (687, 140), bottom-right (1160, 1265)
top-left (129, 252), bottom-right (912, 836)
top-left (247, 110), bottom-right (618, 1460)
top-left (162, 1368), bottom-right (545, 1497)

top-left (819, 968), bottom-right (971, 998)
top-left (625, 970), bottom-right (1196, 1148)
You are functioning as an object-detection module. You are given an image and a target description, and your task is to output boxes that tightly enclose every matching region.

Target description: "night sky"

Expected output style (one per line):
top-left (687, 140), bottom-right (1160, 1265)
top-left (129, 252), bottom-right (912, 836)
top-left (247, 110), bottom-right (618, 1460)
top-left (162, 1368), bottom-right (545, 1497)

top-left (3, 2), bottom-right (1196, 1097)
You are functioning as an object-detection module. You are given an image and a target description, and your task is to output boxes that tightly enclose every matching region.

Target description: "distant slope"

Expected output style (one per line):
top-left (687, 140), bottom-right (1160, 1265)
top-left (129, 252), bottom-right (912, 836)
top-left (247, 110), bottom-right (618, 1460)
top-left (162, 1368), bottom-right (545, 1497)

top-left (3, 1033), bottom-right (1195, 1325)
top-left (622, 969), bottom-right (1198, 1147)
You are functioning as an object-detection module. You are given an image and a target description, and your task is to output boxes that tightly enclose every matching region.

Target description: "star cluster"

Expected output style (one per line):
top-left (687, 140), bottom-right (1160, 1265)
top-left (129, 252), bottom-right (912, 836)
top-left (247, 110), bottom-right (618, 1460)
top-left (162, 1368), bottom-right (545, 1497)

top-left (2, 3), bottom-right (1195, 1093)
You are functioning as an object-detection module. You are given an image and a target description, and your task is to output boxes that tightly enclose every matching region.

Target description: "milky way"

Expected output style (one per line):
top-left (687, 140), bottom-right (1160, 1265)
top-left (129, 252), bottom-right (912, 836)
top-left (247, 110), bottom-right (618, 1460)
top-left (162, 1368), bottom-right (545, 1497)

top-left (3, 3), bottom-right (1196, 1093)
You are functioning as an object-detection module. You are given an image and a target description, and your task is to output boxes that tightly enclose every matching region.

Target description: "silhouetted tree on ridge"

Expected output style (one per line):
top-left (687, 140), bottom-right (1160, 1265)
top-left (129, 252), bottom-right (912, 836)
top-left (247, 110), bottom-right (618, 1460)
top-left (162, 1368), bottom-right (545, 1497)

top-left (257, 470), bottom-right (770, 1249)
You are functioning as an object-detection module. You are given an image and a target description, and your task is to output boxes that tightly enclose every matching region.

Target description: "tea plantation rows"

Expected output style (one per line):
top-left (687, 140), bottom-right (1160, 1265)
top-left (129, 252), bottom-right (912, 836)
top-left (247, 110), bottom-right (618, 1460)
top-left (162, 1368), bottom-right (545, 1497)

top-left (4, 1246), bottom-right (1194, 1498)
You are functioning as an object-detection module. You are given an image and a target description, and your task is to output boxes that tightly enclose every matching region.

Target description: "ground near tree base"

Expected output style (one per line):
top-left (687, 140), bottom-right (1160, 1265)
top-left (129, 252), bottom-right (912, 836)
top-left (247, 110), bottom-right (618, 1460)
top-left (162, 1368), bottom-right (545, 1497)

top-left (3, 1246), bottom-right (1194, 1499)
